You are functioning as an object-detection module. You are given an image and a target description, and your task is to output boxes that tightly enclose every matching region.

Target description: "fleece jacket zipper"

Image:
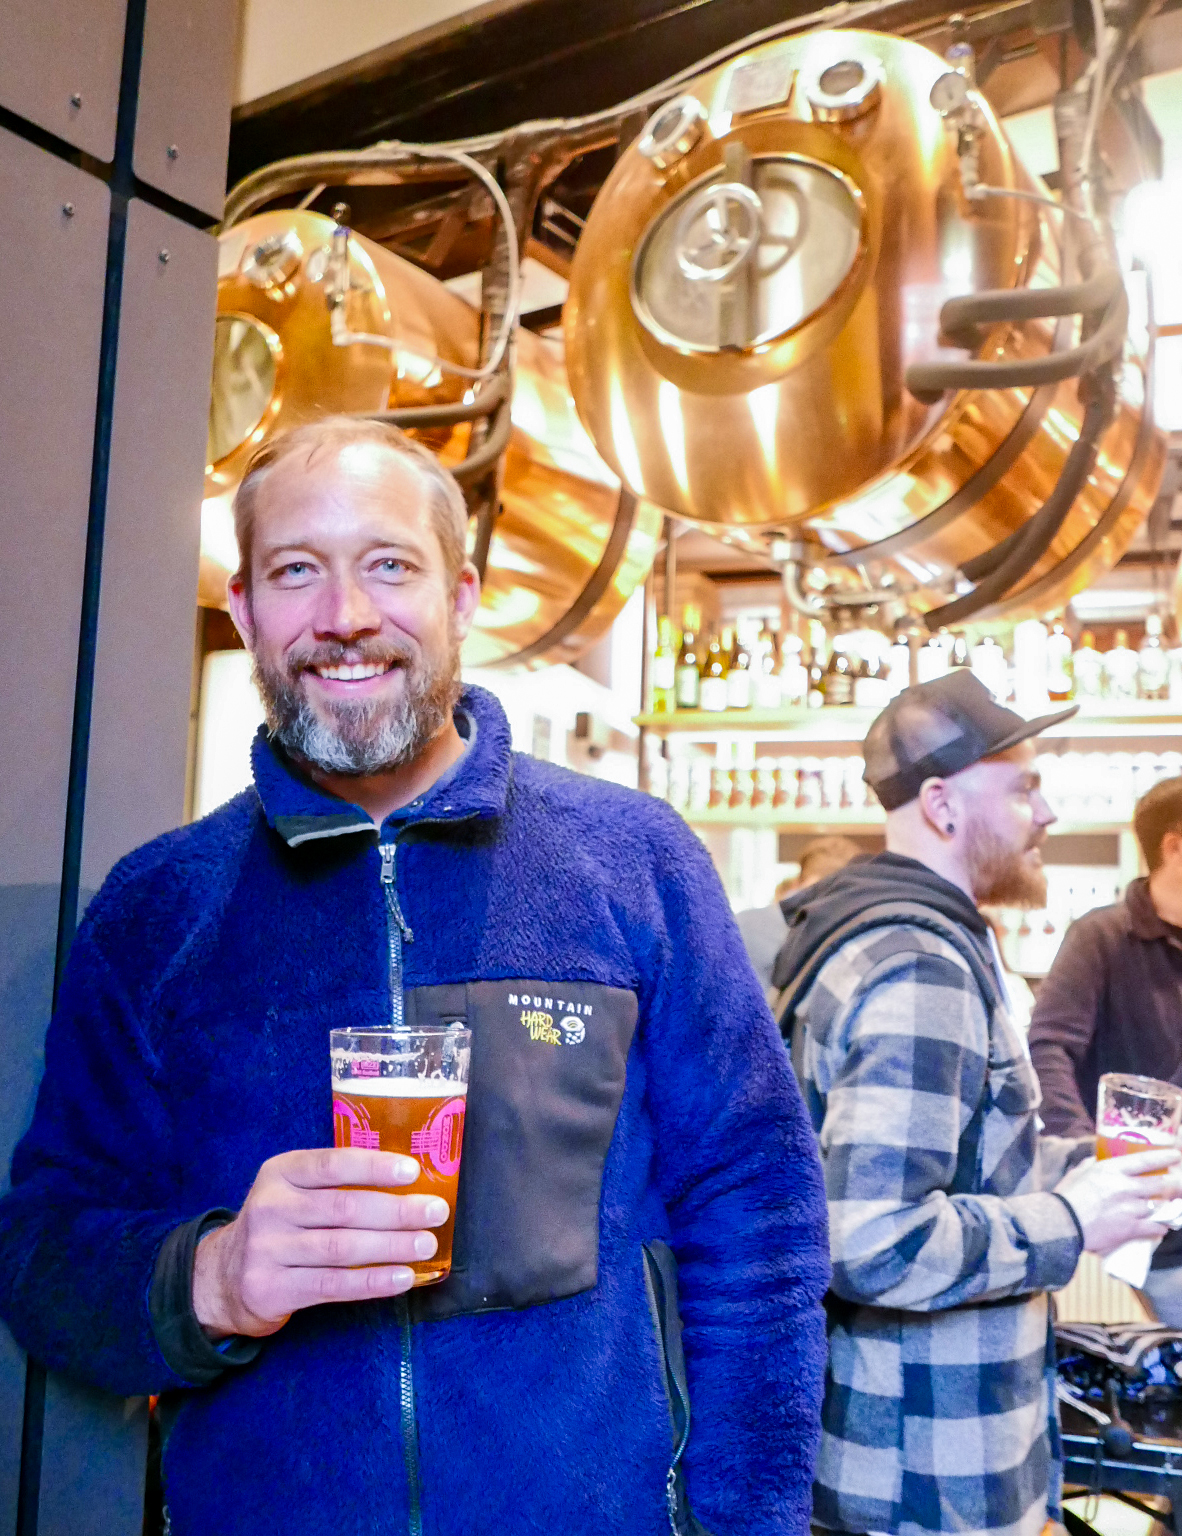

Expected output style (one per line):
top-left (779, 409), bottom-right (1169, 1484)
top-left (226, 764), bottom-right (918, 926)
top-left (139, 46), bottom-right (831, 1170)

top-left (378, 842), bottom-right (422, 1536)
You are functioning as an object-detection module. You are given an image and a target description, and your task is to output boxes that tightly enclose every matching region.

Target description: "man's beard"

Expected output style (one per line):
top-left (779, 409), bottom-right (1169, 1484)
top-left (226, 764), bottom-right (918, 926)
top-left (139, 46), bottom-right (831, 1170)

top-left (253, 632), bottom-right (461, 777)
top-left (964, 812), bottom-right (1048, 907)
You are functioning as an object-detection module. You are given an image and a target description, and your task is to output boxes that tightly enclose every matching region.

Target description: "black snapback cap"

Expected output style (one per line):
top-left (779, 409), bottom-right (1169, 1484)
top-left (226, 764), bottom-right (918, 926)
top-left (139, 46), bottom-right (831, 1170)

top-left (863, 670), bottom-right (1078, 811)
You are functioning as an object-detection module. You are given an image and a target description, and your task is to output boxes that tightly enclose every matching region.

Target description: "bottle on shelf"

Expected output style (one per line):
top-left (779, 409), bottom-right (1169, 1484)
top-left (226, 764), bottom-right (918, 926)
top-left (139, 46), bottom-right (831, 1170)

top-left (1046, 618), bottom-right (1073, 702)
top-left (821, 644), bottom-right (855, 707)
top-left (854, 651), bottom-right (891, 709)
top-left (652, 614), bottom-right (677, 714)
top-left (779, 634), bottom-right (809, 708)
top-left (917, 631), bottom-right (950, 683)
top-left (1012, 617), bottom-right (1050, 715)
top-left (950, 633), bottom-right (971, 669)
top-left (754, 621), bottom-right (783, 710)
top-left (806, 645), bottom-right (825, 710)
top-left (1139, 613), bottom-right (1170, 701)
top-left (1104, 629), bottom-right (1139, 701)
top-left (887, 628), bottom-right (912, 697)
top-left (700, 628), bottom-right (729, 712)
top-left (970, 634), bottom-right (1008, 703)
top-left (725, 624), bottom-right (754, 710)
top-left (674, 610), bottom-right (702, 710)
top-left (1072, 630), bottom-right (1104, 700)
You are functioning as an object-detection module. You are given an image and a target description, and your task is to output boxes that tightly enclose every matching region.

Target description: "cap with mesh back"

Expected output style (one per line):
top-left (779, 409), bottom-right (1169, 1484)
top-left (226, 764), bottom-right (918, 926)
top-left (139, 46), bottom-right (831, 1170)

top-left (863, 670), bottom-right (1078, 811)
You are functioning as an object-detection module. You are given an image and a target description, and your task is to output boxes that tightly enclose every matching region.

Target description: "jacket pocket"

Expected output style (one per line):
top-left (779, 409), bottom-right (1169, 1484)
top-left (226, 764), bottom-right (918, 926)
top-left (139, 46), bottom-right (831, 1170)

top-left (641, 1241), bottom-right (717, 1536)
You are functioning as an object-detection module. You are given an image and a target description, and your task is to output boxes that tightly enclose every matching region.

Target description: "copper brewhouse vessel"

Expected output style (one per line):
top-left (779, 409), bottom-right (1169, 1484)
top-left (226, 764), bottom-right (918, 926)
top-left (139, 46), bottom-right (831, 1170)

top-left (203, 209), bottom-right (661, 668)
top-left (564, 28), bottom-right (1165, 622)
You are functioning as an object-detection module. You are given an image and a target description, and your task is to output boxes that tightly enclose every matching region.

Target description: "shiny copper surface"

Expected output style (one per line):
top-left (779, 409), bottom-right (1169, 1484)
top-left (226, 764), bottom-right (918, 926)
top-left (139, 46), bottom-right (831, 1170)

top-left (203, 211), bottom-right (659, 668)
top-left (564, 27), bottom-right (1164, 620)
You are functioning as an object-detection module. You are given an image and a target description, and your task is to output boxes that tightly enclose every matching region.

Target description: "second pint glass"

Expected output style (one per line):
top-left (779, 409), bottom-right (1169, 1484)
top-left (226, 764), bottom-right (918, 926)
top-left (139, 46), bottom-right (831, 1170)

top-left (1096, 1072), bottom-right (1182, 1161)
top-left (330, 1026), bottom-right (471, 1285)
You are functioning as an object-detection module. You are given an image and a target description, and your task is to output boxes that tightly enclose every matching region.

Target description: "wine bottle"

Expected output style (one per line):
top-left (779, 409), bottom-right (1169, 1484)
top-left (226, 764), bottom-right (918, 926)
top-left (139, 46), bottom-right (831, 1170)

top-left (1046, 619), bottom-right (1074, 702)
top-left (1139, 614), bottom-right (1170, 701)
top-left (1072, 630), bottom-right (1103, 701)
top-left (726, 624), bottom-right (754, 710)
top-left (652, 614), bottom-right (677, 714)
top-left (674, 612), bottom-right (702, 710)
top-left (700, 629), bottom-right (729, 712)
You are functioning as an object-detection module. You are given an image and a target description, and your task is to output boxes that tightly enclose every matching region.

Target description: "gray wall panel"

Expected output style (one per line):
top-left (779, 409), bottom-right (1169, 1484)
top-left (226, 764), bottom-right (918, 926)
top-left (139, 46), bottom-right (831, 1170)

top-left (0, 128), bottom-right (108, 887)
top-left (0, 0), bottom-right (126, 163)
top-left (37, 1379), bottom-right (148, 1536)
top-left (80, 199), bottom-right (216, 892)
top-left (133, 0), bottom-right (238, 219)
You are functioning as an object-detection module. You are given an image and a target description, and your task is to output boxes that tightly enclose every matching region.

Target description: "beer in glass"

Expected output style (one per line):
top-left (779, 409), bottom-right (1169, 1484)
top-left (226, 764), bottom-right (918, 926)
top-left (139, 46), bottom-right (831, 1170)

top-left (330, 1026), bottom-right (471, 1285)
top-left (1097, 1072), bottom-right (1182, 1161)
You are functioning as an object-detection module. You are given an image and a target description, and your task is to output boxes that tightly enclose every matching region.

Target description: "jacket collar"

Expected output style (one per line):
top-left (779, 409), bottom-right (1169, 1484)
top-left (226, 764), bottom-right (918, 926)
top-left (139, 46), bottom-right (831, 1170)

top-left (251, 684), bottom-right (513, 849)
top-left (1126, 876), bottom-right (1175, 941)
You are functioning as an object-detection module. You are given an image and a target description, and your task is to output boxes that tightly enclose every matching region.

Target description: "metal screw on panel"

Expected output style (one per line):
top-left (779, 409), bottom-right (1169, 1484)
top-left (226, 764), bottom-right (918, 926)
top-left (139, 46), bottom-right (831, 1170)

top-left (167, 144), bottom-right (179, 160)
top-left (158, 248), bottom-right (171, 264)
top-left (69, 93), bottom-right (82, 108)
top-left (62, 202), bottom-right (75, 217)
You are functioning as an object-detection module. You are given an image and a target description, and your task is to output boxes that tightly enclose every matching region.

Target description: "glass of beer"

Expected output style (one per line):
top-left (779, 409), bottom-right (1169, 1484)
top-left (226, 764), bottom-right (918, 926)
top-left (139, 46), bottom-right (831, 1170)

top-left (330, 1026), bottom-right (471, 1286)
top-left (1096, 1072), bottom-right (1182, 1161)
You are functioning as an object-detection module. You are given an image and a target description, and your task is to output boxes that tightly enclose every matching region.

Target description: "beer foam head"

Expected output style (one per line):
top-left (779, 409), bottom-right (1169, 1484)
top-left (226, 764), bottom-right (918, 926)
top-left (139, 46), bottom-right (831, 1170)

top-left (331, 1067), bottom-right (468, 1098)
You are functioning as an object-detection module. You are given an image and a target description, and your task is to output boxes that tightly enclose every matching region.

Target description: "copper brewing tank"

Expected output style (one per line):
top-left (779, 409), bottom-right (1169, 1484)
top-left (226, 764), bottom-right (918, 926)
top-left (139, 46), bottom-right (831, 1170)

top-left (202, 209), bottom-right (661, 668)
top-left (564, 28), bottom-right (1165, 620)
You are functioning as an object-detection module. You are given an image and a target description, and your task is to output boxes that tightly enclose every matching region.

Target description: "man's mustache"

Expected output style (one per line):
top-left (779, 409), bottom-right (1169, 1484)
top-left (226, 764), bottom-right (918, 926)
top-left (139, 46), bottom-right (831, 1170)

top-left (286, 638), bottom-right (417, 674)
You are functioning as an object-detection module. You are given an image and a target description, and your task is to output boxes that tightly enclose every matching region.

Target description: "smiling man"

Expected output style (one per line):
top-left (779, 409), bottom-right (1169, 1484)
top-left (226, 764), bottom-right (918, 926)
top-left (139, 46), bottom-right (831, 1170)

top-left (771, 672), bottom-right (1182, 1536)
top-left (0, 417), bottom-right (830, 1536)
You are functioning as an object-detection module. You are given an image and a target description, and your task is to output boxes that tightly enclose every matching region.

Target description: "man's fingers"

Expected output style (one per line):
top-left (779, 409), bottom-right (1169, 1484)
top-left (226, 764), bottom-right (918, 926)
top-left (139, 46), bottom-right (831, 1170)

top-left (282, 1265), bottom-right (419, 1310)
top-left (276, 1148), bottom-right (422, 1189)
top-left (292, 1189), bottom-right (450, 1231)
top-left (1114, 1172), bottom-right (1182, 1199)
top-left (285, 1226), bottom-right (439, 1269)
top-left (1111, 1149), bottom-right (1182, 1175)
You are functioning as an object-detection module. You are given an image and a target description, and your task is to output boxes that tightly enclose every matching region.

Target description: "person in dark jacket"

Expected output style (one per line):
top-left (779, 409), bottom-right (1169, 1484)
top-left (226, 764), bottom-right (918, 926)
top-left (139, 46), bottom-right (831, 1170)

top-left (0, 418), bottom-right (831, 1536)
top-left (772, 673), bottom-right (1182, 1536)
top-left (1029, 774), bottom-right (1182, 1322)
top-left (737, 836), bottom-right (861, 993)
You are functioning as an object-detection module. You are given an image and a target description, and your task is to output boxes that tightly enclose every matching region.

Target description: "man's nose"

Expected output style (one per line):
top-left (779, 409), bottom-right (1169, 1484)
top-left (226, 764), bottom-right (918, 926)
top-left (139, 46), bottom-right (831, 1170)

top-left (315, 575), bottom-right (381, 639)
top-left (1033, 790), bottom-right (1056, 828)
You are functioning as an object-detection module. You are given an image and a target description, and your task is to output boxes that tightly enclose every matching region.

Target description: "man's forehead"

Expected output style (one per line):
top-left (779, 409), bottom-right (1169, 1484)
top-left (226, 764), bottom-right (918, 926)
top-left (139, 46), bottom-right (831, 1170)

top-left (254, 441), bottom-right (433, 535)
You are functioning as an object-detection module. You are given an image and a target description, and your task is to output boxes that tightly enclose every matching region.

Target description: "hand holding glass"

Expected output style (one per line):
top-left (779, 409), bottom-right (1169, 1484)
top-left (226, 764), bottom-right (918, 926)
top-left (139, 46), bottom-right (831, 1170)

top-left (331, 1026), bottom-right (471, 1286)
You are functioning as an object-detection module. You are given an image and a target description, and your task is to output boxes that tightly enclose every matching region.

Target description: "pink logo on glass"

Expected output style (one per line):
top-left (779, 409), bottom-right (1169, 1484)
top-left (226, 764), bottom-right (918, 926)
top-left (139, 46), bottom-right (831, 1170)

top-left (410, 1098), bottom-right (466, 1177)
top-left (333, 1096), bottom-right (381, 1150)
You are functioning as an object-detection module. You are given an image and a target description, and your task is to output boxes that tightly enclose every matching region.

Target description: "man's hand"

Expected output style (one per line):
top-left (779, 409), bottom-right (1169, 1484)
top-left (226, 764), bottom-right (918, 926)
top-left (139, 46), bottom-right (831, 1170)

top-left (191, 1149), bottom-right (448, 1339)
top-left (1055, 1148), bottom-right (1182, 1256)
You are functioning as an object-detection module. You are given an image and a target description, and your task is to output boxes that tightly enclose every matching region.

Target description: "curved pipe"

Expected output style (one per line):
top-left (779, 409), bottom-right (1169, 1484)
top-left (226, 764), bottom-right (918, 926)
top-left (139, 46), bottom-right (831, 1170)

top-left (905, 286), bottom-right (1127, 400)
top-left (939, 265), bottom-right (1120, 338)
top-left (365, 371), bottom-right (509, 428)
top-left (921, 388), bottom-right (1113, 627)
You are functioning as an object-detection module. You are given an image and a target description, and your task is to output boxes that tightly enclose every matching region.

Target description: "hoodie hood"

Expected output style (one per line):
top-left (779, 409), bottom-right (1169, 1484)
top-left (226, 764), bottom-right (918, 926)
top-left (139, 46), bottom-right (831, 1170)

top-left (771, 850), bottom-right (989, 993)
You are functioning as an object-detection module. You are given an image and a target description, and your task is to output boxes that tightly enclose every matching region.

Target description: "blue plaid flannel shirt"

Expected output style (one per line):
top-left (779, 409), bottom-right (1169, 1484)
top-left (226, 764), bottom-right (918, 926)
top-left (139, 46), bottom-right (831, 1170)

top-left (798, 921), bottom-right (1089, 1536)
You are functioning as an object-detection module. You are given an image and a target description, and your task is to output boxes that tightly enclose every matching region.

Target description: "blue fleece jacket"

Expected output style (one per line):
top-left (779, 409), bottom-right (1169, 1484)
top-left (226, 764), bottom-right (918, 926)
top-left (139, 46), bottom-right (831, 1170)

top-left (0, 686), bottom-right (829, 1536)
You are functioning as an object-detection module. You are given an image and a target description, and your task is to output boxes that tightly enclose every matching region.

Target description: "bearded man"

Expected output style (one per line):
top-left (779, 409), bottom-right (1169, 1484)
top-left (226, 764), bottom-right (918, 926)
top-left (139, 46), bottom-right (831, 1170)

top-left (0, 418), bottom-right (831, 1536)
top-left (771, 672), bottom-right (1182, 1536)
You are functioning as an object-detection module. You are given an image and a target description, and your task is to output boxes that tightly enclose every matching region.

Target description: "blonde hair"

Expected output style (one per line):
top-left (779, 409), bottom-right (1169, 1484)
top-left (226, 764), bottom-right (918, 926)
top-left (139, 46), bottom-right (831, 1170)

top-left (232, 416), bottom-right (468, 591)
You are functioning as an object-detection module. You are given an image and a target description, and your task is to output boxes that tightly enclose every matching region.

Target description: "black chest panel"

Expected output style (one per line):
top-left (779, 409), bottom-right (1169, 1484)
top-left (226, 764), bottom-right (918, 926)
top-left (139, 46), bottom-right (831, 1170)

top-left (404, 978), bottom-right (639, 1322)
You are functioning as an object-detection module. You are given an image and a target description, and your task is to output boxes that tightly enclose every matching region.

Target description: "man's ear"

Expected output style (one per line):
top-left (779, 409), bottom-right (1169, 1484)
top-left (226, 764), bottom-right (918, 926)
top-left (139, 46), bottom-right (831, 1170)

top-left (226, 572), bottom-right (256, 650)
top-left (1162, 828), bottom-right (1182, 869)
top-left (916, 776), bottom-right (955, 837)
top-left (451, 562), bottom-right (482, 641)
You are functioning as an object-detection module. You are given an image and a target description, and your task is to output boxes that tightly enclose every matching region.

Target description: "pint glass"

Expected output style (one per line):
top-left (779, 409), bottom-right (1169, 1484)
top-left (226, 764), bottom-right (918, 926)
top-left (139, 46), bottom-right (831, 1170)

top-left (1096, 1072), bottom-right (1182, 1161)
top-left (330, 1027), bottom-right (471, 1286)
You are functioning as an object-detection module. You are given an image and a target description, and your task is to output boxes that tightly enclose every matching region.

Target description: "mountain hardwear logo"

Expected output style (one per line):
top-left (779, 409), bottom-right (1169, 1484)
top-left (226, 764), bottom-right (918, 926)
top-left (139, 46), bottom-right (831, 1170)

top-left (508, 990), bottom-right (589, 1045)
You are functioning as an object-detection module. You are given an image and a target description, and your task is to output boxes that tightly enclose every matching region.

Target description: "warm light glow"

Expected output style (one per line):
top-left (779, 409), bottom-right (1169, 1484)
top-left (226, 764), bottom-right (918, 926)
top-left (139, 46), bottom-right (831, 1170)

top-left (469, 587), bottom-right (541, 630)
top-left (748, 384), bottom-right (781, 485)
top-left (657, 381), bottom-right (689, 497)
top-left (1119, 176), bottom-right (1182, 429)
top-left (201, 493), bottom-right (239, 574)
top-left (609, 376), bottom-right (647, 495)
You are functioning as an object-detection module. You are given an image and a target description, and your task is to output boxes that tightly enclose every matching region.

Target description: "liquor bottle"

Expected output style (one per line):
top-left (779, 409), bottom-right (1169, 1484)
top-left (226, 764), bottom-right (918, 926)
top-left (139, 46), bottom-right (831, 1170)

top-left (1072, 630), bottom-right (1104, 700)
top-left (726, 625), bottom-right (754, 710)
top-left (806, 648), bottom-right (825, 710)
top-left (652, 614), bottom-right (677, 714)
top-left (1013, 617), bottom-right (1050, 715)
top-left (887, 631), bottom-right (912, 697)
top-left (700, 628), bottom-right (729, 712)
top-left (821, 646), bottom-right (856, 707)
top-left (754, 622), bottom-right (783, 710)
top-left (1104, 629), bottom-right (1139, 701)
top-left (950, 633), bottom-right (971, 669)
top-left (970, 635), bottom-right (1008, 703)
top-left (854, 652), bottom-right (891, 709)
top-left (780, 635), bottom-right (809, 708)
top-left (1139, 613), bottom-right (1170, 701)
top-left (1046, 619), bottom-right (1074, 702)
top-left (674, 614), bottom-right (702, 710)
top-left (917, 633), bottom-right (950, 683)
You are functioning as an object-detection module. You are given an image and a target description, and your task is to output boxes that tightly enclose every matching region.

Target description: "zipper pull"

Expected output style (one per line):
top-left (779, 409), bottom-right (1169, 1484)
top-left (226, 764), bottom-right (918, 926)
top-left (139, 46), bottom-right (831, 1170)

top-left (378, 843), bottom-right (414, 943)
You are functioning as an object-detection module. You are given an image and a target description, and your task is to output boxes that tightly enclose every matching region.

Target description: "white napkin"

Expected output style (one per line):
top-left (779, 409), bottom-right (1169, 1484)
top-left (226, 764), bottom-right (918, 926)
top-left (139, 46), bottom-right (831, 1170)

top-left (1102, 1198), bottom-right (1182, 1288)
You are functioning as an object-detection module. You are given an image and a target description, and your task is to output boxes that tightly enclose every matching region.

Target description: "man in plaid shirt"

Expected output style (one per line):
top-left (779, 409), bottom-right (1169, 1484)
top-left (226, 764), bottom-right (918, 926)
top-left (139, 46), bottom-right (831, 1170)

top-left (774, 673), bottom-right (1182, 1536)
